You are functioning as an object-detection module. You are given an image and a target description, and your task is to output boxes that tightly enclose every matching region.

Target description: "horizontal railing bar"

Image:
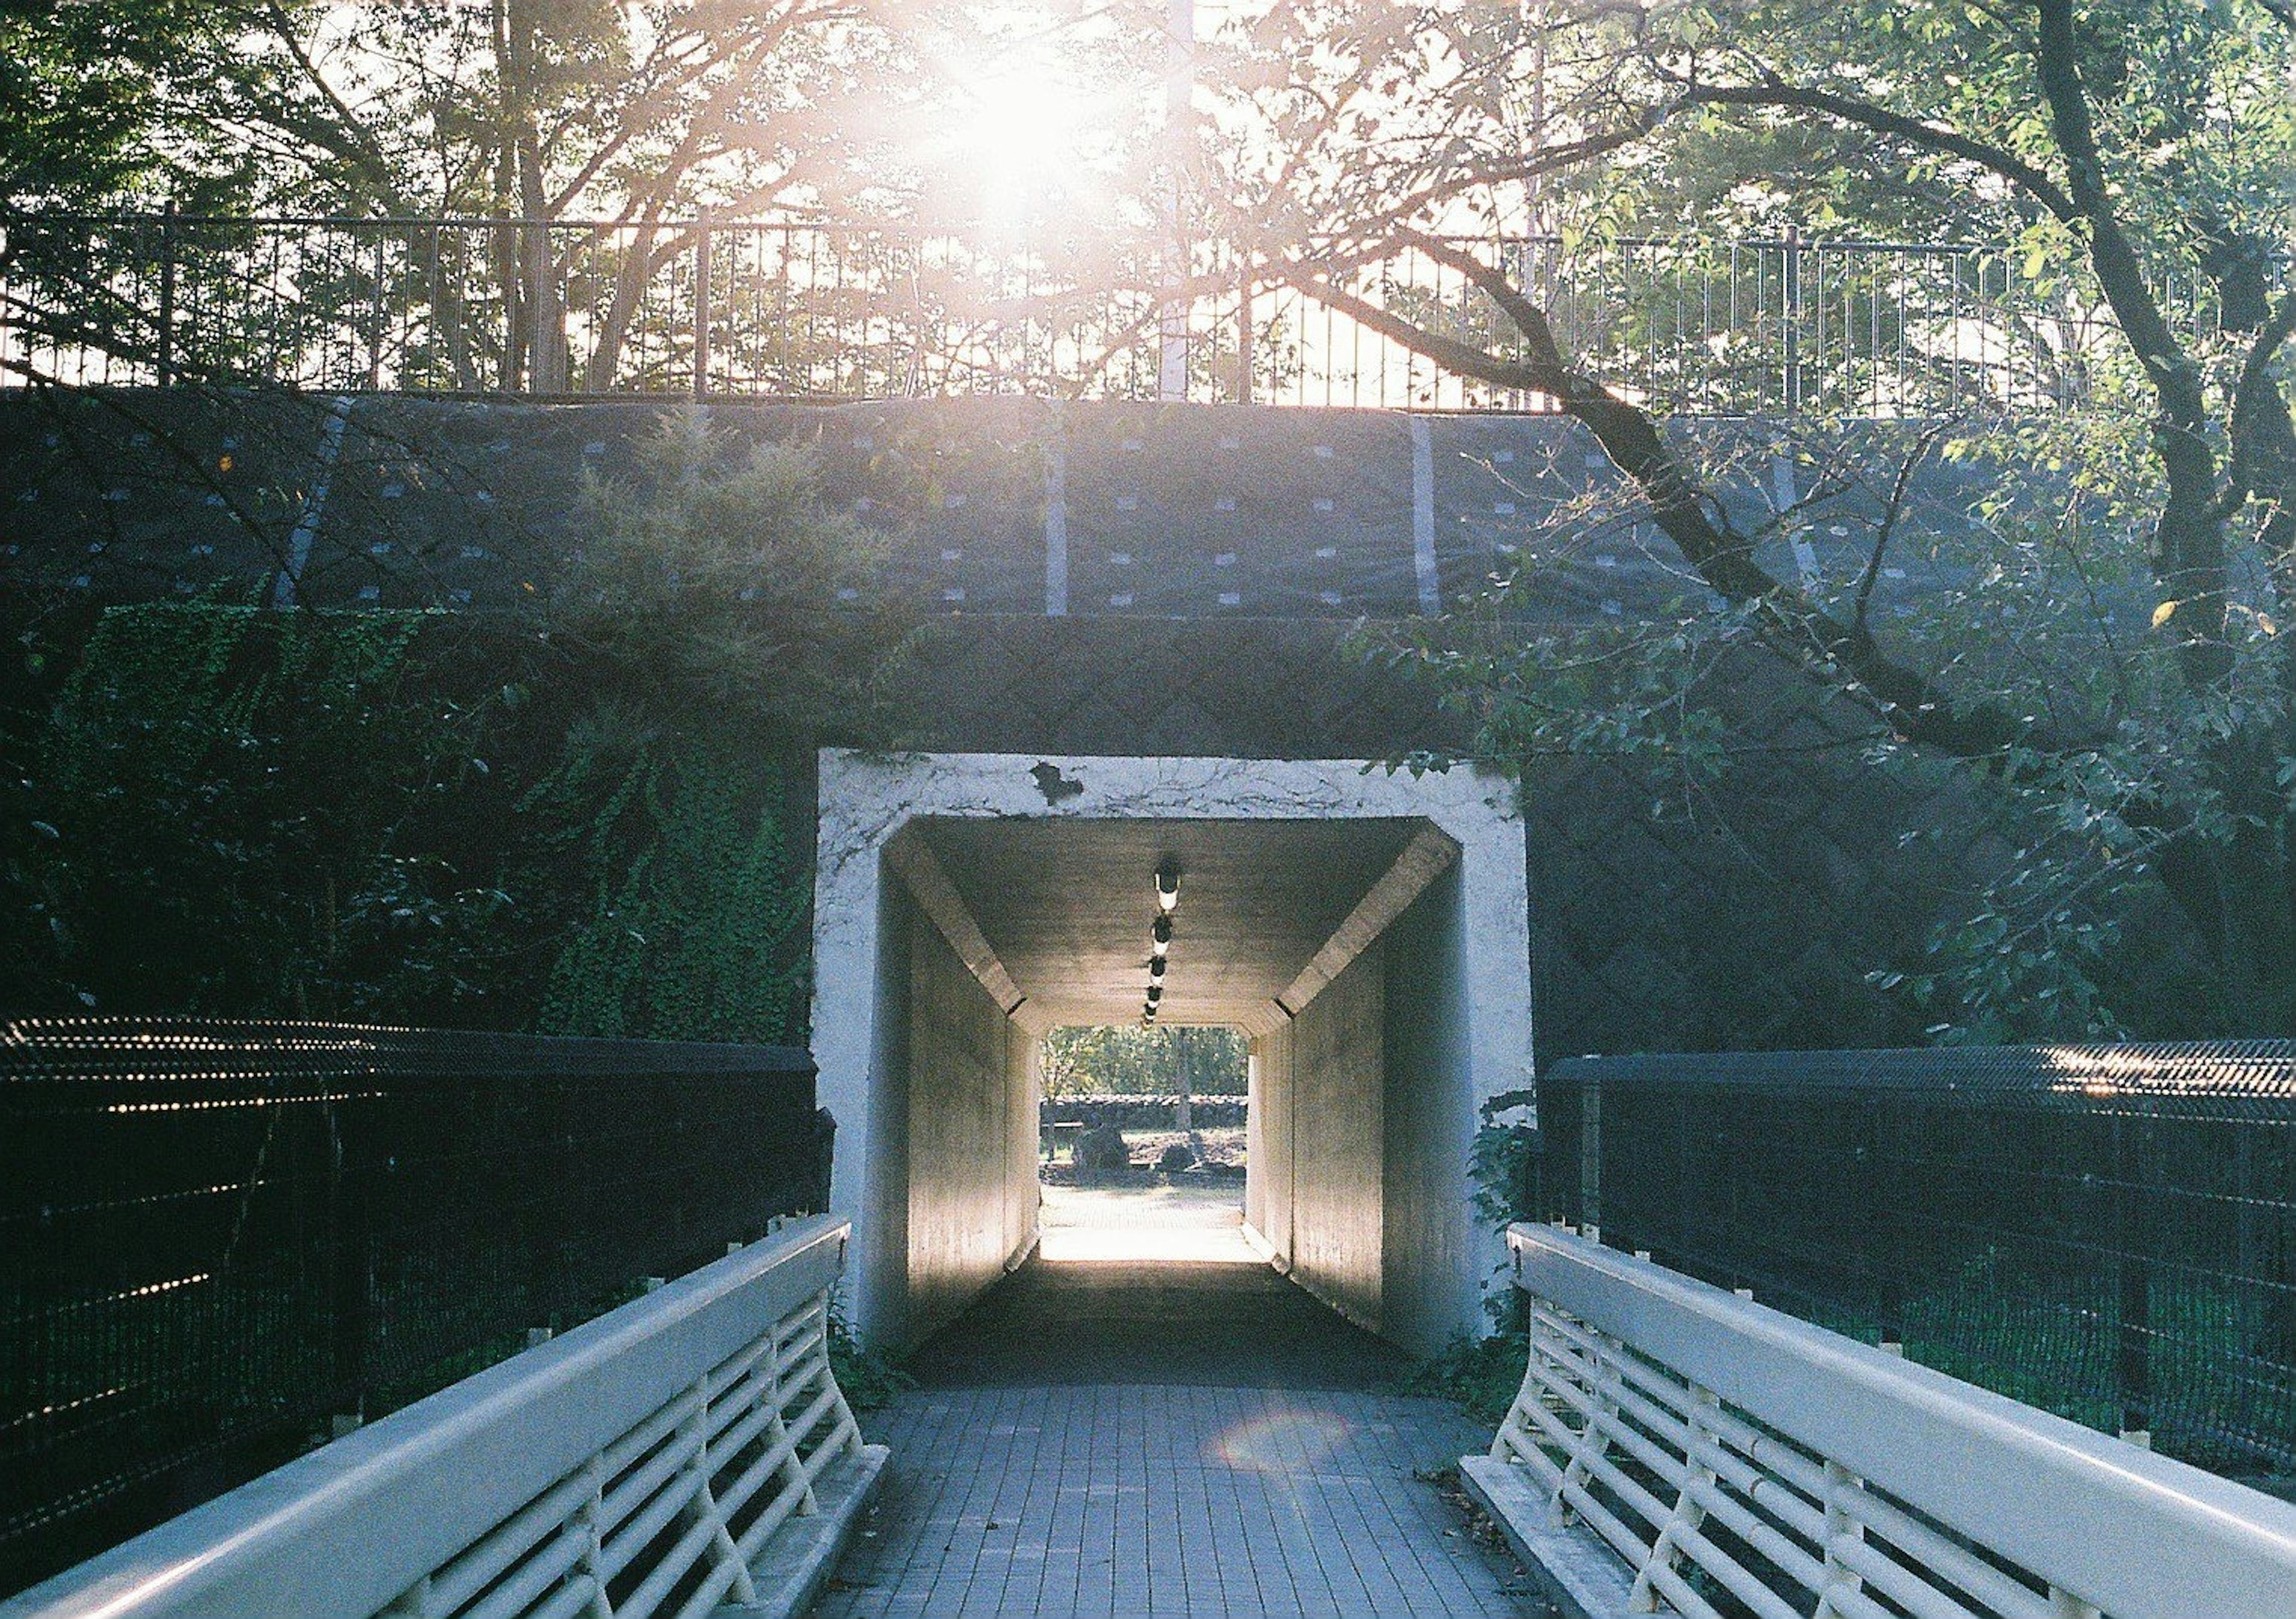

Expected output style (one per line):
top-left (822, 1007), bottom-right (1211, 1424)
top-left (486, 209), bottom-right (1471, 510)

top-left (1507, 1224), bottom-right (2296, 1619)
top-left (1519, 1315), bottom-right (2012, 1619)
top-left (2, 1217), bottom-right (851, 1619)
top-left (1521, 1300), bottom-right (2055, 1619)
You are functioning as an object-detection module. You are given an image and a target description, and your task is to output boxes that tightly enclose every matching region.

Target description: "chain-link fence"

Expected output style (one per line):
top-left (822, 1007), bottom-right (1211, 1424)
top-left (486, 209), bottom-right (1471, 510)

top-left (0, 1016), bottom-right (832, 1596)
top-left (1534, 1043), bottom-right (2296, 1483)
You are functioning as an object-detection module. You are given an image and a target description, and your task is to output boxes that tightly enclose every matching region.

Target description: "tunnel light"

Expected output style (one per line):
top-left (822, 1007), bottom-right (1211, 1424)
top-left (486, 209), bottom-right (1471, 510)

top-left (1155, 865), bottom-right (1180, 913)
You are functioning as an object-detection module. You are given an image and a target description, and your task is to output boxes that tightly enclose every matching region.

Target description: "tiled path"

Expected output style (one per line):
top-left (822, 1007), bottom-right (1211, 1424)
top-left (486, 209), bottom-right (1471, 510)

top-left (814, 1192), bottom-right (1537, 1618)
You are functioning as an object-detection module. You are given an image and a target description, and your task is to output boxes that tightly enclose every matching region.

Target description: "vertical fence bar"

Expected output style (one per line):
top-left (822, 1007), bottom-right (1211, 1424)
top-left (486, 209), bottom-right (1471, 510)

top-left (327, 1096), bottom-right (374, 1428)
top-left (368, 229), bottom-right (387, 391)
top-left (155, 201), bottom-right (180, 386)
top-left (693, 221), bottom-right (713, 401)
top-left (2115, 1115), bottom-right (2153, 1441)
top-left (1235, 268), bottom-right (1253, 405)
top-left (1580, 1076), bottom-right (1602, 1242)
top-left (1782, 225), bottom-right (1803, 414)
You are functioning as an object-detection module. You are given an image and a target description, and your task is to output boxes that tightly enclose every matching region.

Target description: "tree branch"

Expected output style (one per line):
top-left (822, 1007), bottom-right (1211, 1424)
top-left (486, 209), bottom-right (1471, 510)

top-left (1285, 243), bottom-right (2052, 765)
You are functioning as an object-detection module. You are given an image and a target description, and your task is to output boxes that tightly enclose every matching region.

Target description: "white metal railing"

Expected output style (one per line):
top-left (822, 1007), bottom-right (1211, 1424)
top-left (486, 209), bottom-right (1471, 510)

top-left (2, 1216), bottom-right (883, 1619)
top-left (1476, 1223), bottom-right (2296, 1619)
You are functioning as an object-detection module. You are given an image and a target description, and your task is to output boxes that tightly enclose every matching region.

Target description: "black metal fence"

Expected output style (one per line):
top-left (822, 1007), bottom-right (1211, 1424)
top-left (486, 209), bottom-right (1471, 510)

top-left (1535, 1043), bottom-right (2296, 1482)
top-left (0, 212), bottom-right (2217, 414)
top-left (0, 1017), bottom-right (831, 1596)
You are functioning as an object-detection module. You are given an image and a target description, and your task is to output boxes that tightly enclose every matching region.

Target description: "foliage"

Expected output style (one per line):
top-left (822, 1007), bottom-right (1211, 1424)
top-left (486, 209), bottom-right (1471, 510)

top-left (0, 2), bottom-right (234, 210)
top-left (1408, 1330), bottom-right (1528, 1427)
top-left (557, 405), bottom-right (900, 741)
top-left (1, 413), bottom-right (912, 1035)
top-left (1223, 0), bottom-right (2296, 1040)
top-left (526, 717), bottom-right (809, 1043)
top-left (827, 1311), bottom-right (915, 1412)
top-left (1039, 1024), bottom-right (1248, 1098)
top-left (4, 603), bottom-right (506, 1018)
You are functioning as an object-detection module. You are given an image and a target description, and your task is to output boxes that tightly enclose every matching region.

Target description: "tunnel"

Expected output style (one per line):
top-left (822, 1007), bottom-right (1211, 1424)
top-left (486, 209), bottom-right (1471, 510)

top-left (810, 750), bottom-right (1534, 1355)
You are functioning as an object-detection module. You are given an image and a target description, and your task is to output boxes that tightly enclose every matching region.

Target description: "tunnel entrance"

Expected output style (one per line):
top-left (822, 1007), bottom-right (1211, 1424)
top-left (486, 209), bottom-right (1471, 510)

top-left (1037, 1024), bottom-right (1251, 1264)
top-left (811, 752), bottom-right (1532, 1356)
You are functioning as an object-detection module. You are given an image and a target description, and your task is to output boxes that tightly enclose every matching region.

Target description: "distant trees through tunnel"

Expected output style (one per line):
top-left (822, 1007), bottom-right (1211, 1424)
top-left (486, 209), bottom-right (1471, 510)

top-left (1039, 1025), bottom-right (1250, 1184)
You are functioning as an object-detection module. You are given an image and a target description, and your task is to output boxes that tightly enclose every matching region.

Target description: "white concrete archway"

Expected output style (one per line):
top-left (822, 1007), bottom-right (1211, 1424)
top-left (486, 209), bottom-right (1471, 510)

top-left (810, 750), bottom-right (1533, 1352)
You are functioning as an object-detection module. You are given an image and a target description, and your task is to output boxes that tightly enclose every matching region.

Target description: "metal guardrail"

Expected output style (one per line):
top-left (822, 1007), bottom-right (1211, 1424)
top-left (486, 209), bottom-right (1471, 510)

top-left (1, 1018), bottom-right (833, 1597)
top-left (0, 213), bottom-right (2210, 414)
top-left (0, 1215), bottom-right (884, 1619)
top-left (1470, 1224), bottom-right (2296, 1619)
top-left (1535, 1043), bottom-right (2296, 1479)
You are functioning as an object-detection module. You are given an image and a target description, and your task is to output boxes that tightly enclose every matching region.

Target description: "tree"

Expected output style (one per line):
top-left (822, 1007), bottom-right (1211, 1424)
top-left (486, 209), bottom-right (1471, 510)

top-left (1039, 1025), bottom-right (1247, 1100)
top-left (2, 2), bottom-right (911, 390)
top-left (1210, 0), bottom-right (2296, 1036)
top-left (0, 3), bottom-right (240, 210)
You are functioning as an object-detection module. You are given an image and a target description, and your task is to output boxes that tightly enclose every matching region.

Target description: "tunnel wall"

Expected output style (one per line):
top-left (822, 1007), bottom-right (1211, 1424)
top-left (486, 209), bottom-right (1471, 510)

top-left (1381, 865), bottom-right (1479, 1355)
top-left (1244, 1027), bottom-right (1293, 1262)
top-left (1283, 946), bottom-right (1388, 1332)
top-left (903, 903), bottom-right (1036, 1343)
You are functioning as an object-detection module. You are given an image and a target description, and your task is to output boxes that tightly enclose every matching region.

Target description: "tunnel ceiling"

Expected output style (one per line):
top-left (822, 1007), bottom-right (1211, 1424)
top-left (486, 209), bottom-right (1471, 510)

top-left (912, 816), bottom-right (1425, 1028)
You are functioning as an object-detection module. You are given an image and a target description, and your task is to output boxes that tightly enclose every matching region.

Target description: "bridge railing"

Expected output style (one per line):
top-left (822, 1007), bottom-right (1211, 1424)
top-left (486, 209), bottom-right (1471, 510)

top-left (1467, 1223), bottom-right (2296, 1619)
top-left (0, 1215), bottom-right (884, 1619)
top-left (1534, 1043), bottom-right (2296, 1483)
top-left (0, 213), bottom-right (2203, 414)
top-left (0, 1018), bottom-right (832, 1597)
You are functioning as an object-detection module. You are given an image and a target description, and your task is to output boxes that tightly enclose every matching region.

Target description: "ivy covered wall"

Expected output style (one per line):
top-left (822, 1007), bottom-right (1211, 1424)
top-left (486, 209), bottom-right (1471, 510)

top-left (2, 601), bottom-right (817, 1041)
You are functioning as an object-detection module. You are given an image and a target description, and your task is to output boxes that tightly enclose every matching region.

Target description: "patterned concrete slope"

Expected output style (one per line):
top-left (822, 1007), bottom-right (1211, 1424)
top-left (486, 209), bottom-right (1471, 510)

top-left (0, 389), bottom-right (2038, 629)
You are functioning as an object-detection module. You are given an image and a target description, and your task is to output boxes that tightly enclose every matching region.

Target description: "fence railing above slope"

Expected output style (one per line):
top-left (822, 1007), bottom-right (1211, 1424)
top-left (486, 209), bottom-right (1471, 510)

top-left (1, 1215), bottom-right (883, 1619)
top-left (1467, 1224), bottom-right (2296, 1619)
top-left (0, 1018), bottom-right (833, 1599)
top-left (0, 213), bottom-right (2218, 414)
top-left (1534, 1042), bottom-right (2296, 1482)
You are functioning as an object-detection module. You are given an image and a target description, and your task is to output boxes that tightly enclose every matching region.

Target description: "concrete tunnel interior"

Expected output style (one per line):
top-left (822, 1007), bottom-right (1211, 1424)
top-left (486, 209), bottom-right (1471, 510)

top-left (810, 752), bottom-right (1535, 1358)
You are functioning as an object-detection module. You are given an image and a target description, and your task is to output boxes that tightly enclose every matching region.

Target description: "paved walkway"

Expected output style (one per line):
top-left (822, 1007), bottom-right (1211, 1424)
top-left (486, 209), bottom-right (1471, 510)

top-left (814, 1191), bottom-right (1537, 1618)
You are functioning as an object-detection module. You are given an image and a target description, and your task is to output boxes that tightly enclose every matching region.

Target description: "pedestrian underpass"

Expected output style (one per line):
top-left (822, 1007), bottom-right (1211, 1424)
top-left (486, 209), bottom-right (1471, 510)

top-left (808, 750), bottom-right (1536, 1356)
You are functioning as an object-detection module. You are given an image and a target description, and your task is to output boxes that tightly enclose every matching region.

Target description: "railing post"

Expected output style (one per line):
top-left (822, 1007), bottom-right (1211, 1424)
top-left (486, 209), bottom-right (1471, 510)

top-left (693, 220), bottom-right (713, 401)
top-left (326, 1097), bottom-right (374, 1430)
top-left (2115, 1115), bottom-right (2153, 1444)
top-left (1579, 1075), bottom-right (1602, 1244)
top-left (1781, 224), bottom-right (1804, 414)
top-left (155, 200), bottom-right (180, 386)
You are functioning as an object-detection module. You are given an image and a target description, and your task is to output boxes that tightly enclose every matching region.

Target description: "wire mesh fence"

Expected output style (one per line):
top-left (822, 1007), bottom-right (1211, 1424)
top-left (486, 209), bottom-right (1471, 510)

top-left (0, 213), bottom-right (2213, 414)
top-left (0, 1016), bottom-right (832, 1597)
top-left (1531, 1043), bottom-right (2296, 1484)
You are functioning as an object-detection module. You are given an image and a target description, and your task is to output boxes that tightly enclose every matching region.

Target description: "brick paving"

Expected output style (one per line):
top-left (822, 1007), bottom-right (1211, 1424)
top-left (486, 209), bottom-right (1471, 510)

top-left (814, 1242), bottom-right (1537, 1618)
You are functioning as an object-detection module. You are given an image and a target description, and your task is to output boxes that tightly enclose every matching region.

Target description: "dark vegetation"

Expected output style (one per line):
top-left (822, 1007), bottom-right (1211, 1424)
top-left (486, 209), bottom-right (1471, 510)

top-left (2, 414), bottom-right (907, 1033)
